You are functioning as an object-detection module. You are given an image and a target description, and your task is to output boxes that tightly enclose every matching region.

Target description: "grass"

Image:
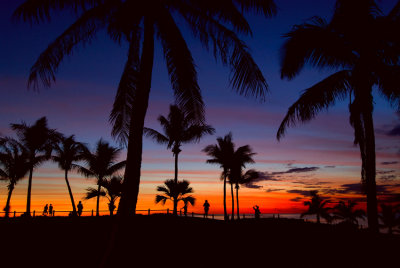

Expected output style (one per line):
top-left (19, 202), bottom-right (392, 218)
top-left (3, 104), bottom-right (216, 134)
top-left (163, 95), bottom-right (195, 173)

top-left (1, 215), bottom-right (399, 267)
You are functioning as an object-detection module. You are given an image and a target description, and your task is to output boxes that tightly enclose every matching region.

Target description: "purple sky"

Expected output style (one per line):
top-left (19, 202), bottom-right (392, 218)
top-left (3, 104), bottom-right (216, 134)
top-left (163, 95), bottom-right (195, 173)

top-left (0, 0), bottom-right (399, 213)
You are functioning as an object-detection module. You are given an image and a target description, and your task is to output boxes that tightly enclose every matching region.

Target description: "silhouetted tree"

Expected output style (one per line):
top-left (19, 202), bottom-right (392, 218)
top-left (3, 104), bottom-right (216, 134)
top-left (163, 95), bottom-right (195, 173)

top-left (0, 138), bottom-right (30, 218)
top-left (85, 176), bottom-right (124, 216)
top-left (13, 1), bottom-right (276, 217)
top-left (301, 191), bottom-right (332, 224)
top-left (277, 0), bottom-right (400, 232)
top-left (144, 104), bottom-right (214, 215)
top-left (52, 135), bottom-right (89, 216)
top-left (379, 204), bottom-right (400, 235)
top-left (155, 179), bottom-right (195, 214)
top-left (77, 139), bottom-right (125, 216)
top-left (11, 117), bottom-right (60, 216)
top-left (231, 169), bottom-right (259, 219)
top-left (332, 200), bottom-right (366, 226)
top-left (203, 133), bottom-right (235, 220)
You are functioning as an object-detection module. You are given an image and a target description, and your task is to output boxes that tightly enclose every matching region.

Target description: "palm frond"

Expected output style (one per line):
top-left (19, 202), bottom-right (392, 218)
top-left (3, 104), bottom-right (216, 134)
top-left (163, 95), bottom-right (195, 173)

top-left (277, 70), bottom-right (351, 140)
top-left (155, 195), bottom-right (168, 205)
top-left (143, 128), bottom-right (169, 145)
top-left (84, 187), bottom-right (106, 200)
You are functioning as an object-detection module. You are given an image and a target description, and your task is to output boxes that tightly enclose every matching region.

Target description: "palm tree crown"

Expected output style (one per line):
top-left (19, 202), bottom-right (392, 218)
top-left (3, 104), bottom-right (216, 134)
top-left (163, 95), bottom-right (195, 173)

top-left (277, 0), bottom-right (400, 232)
top-left (332, 200), bottom-right (366, 226)
top-left (155, 179), bottom-right (195, 211)
top-left (301, 191), bottom-right (332, 224)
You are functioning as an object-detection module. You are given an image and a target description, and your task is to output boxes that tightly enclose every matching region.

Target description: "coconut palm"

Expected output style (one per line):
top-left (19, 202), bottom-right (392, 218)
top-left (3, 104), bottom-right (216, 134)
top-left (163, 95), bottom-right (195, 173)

top-left (231, 169), bottom-right (259, 220)
top-left (301, 191), bottom-right (332, 224)
top-left (144, 104), bottom-right (214, 215)
top-left (155, 179), bottom-right (195, 216)
top-left (0, 138), bottom-right (30, 218)
top-left (77, 139), bottom-right (126, 216)
top-left (277, 0), bottom-right (400, 232)
top-left (332, 200), bottom-right (366, 226)
top-left (10, 117), bottom-right (60, 216)
top-left (14, 0), bottom-right (276, 216)
top-left (203, 133), bottom-right (235, 220)
top-left (378, 204), bottom-right (400, 235)
top-left (51, 135), bottom-right (89, 216)
top-left (85, 176), bottom-right (124, 216)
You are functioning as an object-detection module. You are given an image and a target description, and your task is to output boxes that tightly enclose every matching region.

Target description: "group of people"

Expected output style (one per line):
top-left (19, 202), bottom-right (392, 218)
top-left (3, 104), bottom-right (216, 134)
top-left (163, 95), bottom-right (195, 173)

top-left (42, 201), bottom-right (84, 217)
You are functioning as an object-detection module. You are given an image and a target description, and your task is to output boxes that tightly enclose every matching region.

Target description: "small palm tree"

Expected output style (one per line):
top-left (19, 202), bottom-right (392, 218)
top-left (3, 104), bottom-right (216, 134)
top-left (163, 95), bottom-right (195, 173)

top-left (155, 179), bottom-right (195, 215)
top-left (301, 191), bottom-right (332, 224)
top-left (203, 133), bottom-right (235, 220)
top-left (10, 117), bottom-right (61, 216)
top-left (231, 169), bottom-right (259, 220)
top-left (0, 138), bottom-right (30, 218)
top-left (52, 135), bottom-right (89, 216)
top-left (379, 204), bottom-right (400, 235)
top-left (332, 200), bottom-right (366, 226)
top-left (144, 104), bottom-right (214, 215)
top-left (77, 139), bottom-right (126, 216)
top-left (85, 176), bottom-right (124, 216)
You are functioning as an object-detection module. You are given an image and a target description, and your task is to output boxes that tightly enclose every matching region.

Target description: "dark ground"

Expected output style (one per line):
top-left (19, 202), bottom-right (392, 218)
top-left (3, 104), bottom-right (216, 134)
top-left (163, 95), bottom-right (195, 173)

top-left (1, 215), bottom-right (399, 267)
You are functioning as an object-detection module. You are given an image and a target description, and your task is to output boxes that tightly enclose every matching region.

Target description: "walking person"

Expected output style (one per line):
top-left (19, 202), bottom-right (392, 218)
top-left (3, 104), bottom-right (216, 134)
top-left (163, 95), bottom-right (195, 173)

top-left (203, 200), bottom-right (210, 218)
top-left (43, 204), bottom-right (48, 216)
top-left (49, 204), bottom-right (53, 217)
top-left (77, 201), bottom-right (83, 217)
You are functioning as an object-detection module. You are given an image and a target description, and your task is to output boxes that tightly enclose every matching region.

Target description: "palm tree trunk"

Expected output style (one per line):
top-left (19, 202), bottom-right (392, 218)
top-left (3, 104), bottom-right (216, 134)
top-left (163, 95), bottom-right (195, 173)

top-left (223, 172), bottom-right (228, 220)
top-left (64, 169), bottom-right (77, 216)
top-left (230, 182), bottom-right (234, 220)
top-left (118, 17), bottom-right (155, 217)
top-left (25, 166), bottom-right (33, 216)
top-left (236, 184), bottom-right (240, 220)
top-left (173, 152), bottom-right (179, 215)
top-left (363, 109), bottom-right (378, 233)
top-left (96, 182), bottom-right (101, 216)
top-left (4, 183), bottom-right (15, 218)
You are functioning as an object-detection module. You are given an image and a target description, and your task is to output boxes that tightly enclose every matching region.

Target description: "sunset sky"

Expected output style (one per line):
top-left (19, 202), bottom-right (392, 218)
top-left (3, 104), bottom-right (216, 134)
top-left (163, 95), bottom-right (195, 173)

top-left (1, 0), bottom-right (399, 216)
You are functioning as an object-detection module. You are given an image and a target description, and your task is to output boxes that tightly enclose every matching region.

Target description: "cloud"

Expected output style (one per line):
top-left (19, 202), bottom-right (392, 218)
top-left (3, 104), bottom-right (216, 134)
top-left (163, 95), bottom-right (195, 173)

top-left (387, 125), bottom-right (400, 136)
top-left (243, 183), bottom-right (263, 189)
top-left (379, 175), bottom-right (397, 182)
top-left (274, 167), bottom-right (320, 175)
top-left (381, 161), bottom-right (398, 166)
top-left (265, 188), bottom-right (285, 193)
top-left (286, 189), bottom-right (315, 197)
top-left (324, 165), bottom-right (336, 168)
top-left (289, 197), bottom-right (304, 202)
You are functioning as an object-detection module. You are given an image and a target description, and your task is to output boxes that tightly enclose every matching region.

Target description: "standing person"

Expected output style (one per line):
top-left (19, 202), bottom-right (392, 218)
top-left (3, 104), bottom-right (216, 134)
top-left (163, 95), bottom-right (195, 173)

top-left (49, 204), bottom-right (53, 217)
top-left (181, 202), bottom-right (188, 217)
top-left (43, 204), bottom-right (48, 216)
top-left (77, 201), bottom-right (83, 217)
top-left (203, 200), bottom-right (210, 218)
top-left (253, 205), bottom-right (260, 220)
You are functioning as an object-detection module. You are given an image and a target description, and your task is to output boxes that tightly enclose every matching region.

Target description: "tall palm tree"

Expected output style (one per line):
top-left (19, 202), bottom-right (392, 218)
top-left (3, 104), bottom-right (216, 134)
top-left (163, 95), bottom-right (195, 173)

top-left (14, 1), bottom-right (276, 217)
top-left (52, 135), bottom-right (89, 216)
top-left (229, 145), bottom-right (256, 220)
top-left (203, 133), bottom-right (235, 220)
top-left (301, 191), bottom-right (332, 224)
top-left (378, 204), bottom-right (400, 235)
top-left (0, 138), bottom-right (30, 218)
top-left (77, 139), bottom-right (126, 216)
top-left (277, 0), bottom-right (400, 232)
top-left (85, 176), bottom-right (124, 216)
top-left (155, 179), bottom-right (195, 215)
top-left (231, 169), bottom-right (259, 220)
top-left (10, 117), bottom-right (60, 216)
top-left (332, 200), bottom-right (366, 226)
top-left (144, 104), bottom-right (214, 215)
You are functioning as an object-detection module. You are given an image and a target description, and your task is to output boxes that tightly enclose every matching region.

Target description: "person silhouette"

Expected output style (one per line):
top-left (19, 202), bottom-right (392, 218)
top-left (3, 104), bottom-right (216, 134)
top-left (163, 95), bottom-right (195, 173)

top-left (253, 205), bottom-right (260, 220)
top-left (49, 204), bottom-right (53, 216)
top-left (203, 200), bottom-right (210, 218)
top-left (77, 201), bottom-right (83, 216)
top-left (181, 202), bottom-right (188, 217)
top-left (43, 204), bottom-right (48, 216)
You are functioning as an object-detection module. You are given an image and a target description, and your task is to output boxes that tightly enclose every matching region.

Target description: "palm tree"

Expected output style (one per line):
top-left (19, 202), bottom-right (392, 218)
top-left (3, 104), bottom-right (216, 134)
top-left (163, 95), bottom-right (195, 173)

top-left (155, 179), bottom-right (195, 215)
top-left (378, 204), bottom-right (400, 235)
top-left (52, 135), bottom-right (89, 216)
top-left (144, 104), bottom-right (214, 215)
top-left (301, 191), bottom-right (332, 224)
top-left (332, 200), bottom-right (366, 226)
top-left (14, 1), bottom-right (276, 216)
top-left (203, 133), bottom-right (235, 220)
top-left (77, 139), bottom-right (126, 216)
top-left (85, 176), bottom-right (124, 216)
top-left (10, 117), bottom-right (60, 216)
top-left (231, 169), bottom-right (259, 220)
top-left (277, 0), bottom-right (400, 232)
top-left (0, 138), bottom-right (30, 218)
